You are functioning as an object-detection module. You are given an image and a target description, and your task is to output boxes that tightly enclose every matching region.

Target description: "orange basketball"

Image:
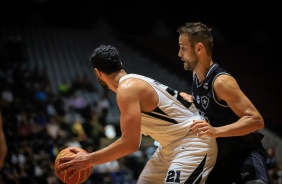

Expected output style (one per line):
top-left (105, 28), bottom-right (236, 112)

top-left (54, 147), bottom-right (92, 184)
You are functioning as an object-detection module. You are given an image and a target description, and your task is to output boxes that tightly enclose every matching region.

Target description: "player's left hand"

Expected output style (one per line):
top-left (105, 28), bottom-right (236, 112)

top-left (58, 147), bottom-right (91, 178)
top-left (179, 92), bottom-right (193, 103)
top-left (189, 120), bottom-right (218, 138)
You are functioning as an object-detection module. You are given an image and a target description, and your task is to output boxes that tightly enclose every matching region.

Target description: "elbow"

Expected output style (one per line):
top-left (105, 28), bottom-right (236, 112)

top-left (255, 115), bottom-right (265, 130)
top-left (131, 144), bottom-right (140, 153)
top-left (121, 136), bottom-right (140, 154)
top-left (127, 140), bottom-right (140, 153)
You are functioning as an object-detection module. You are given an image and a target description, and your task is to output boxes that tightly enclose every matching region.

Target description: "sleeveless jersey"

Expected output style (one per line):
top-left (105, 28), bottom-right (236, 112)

top-left (120, 74), bottom-right (218, 183)
top-left (119, 74), bottom-right (204, 148)
top-left (191, 63), bottom-right (264, 156)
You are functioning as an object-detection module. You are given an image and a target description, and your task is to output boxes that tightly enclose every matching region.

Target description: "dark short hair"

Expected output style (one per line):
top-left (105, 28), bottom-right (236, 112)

top-left (90, 45), bottom-right (123, 74)
top-left (177, 22), bottom-right (213, 56)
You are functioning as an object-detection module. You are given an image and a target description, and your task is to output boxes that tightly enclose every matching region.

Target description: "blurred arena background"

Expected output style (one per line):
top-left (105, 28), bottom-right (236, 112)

top-left (0, 1), bottom-right (281, 183)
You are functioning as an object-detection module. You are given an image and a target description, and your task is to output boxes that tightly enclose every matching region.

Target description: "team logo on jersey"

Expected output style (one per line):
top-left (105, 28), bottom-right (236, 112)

top-left (203, 82), bottom-right (209, 89)
top-left (201, 96), bottom-right (209, 109)
top-left (196, 95), bottom-right (200, 104)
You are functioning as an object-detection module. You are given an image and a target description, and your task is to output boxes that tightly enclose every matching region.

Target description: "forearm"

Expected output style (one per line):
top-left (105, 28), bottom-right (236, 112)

top-left (215, 116), bottom-right (264, 137)
top-left (89, 136), bottom-right (139, 166)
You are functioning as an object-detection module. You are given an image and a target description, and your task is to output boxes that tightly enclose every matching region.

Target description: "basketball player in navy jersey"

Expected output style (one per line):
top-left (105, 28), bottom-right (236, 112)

top-left (58, 45), bottom-right (218, 184)
top-left (177, 22), bottom-right (269, 184)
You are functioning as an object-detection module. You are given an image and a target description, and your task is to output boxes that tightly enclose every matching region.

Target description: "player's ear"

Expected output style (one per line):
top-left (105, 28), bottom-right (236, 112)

top-left (195, 43), bottom-right (204, 54)
top-left (94, 68), bottom-right (101, 77)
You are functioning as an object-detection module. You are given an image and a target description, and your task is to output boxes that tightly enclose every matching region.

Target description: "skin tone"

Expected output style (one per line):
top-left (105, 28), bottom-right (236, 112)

top-left (178, 34), bottom-right (264, 138)
top-left (58, 68), bottom-right (159, 178)
top-left (0, 112), bottom-right (7, 169)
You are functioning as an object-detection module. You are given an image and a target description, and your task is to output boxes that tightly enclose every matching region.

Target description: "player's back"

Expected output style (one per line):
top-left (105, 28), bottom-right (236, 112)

top-left (120, 74), bottom-right (206, 147)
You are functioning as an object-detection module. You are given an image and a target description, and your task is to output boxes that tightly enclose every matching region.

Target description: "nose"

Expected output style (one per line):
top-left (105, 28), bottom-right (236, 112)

top-left (178, 50), bottom-right (182, 59)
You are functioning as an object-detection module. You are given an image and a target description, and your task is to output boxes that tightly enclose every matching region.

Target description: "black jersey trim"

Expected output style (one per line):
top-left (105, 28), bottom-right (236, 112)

top-left (206, 63), bottom-right (218, 78)
top-left (177, 92), bottom-right (192, 109)
top-left (211, 72), bottom-right (230, 107)
top-left (184, 155), bottom-right (206, 184)
top-left (142, 107), bottom-right (178, 124)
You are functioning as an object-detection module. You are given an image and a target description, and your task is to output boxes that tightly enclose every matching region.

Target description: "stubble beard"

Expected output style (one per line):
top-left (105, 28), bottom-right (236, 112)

top-left (184, 61), bottom-right (195, 71)
top-left (184, 57), bottom-right (198, 71)
top-left (184, 62), bottom-right (191, 71)
top-left (97, 77), bottom-right (109, 90)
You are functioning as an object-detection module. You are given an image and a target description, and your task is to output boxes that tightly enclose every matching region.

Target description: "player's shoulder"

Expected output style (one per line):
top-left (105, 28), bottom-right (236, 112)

top-left (213, 74), bottom-right (239, 92)
top-left (117, 77), bottom-right (148, 97)
top-left (119, 77), bottom-right (145, 89)
top-left (214, 73), bottom-right (233, 81)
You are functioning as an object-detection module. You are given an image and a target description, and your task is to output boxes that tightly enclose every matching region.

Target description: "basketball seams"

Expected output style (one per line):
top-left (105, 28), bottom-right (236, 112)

top-left (63, 172), bottom-right (67, 183)
top-left (76, 170), bottom-right (81, 184)
top-left (54, 147), bottom-right (92, 184)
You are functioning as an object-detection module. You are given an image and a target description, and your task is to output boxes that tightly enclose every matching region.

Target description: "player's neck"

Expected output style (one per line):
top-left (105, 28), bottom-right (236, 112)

top-left (195, 60), bottom-right (213, 83)
top-left (109, 70), bottom-right (127, 92)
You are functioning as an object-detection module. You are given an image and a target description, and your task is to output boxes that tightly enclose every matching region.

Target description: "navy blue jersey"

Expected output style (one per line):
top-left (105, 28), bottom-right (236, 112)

top-left (191, 63), bottom-right (264, 148)
top-left (191, 63), bottom-right (267, 183)
top-left (192, 63), bottom-right (237, 127)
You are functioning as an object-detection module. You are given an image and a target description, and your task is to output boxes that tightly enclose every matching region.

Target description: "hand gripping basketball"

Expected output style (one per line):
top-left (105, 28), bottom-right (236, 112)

top-left (54, 147), bottom-right (92, 184)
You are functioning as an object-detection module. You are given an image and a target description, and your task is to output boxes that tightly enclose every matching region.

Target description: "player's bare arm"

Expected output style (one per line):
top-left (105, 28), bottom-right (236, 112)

top-left (58, 81), bottom-right (142, 176)
top-left (190, 74), bottom-right (264, 138)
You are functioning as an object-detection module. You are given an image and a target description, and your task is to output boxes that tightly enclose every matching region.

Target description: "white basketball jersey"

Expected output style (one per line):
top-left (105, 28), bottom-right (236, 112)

top-left (119, 74), bottom-right (204, 147)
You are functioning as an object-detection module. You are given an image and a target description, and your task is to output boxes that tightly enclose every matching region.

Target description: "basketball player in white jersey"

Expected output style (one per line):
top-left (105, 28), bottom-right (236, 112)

top-left (57, 45), bottom-right (217, 184)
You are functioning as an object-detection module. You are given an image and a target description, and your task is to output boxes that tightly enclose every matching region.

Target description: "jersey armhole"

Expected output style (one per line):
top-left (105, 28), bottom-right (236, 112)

top-left (212, 72), bottom-right (230, 107)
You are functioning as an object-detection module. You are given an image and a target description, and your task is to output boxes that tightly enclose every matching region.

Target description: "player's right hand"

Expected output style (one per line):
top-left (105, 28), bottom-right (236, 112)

top-left (189, 119), bottom-right (218, 138)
